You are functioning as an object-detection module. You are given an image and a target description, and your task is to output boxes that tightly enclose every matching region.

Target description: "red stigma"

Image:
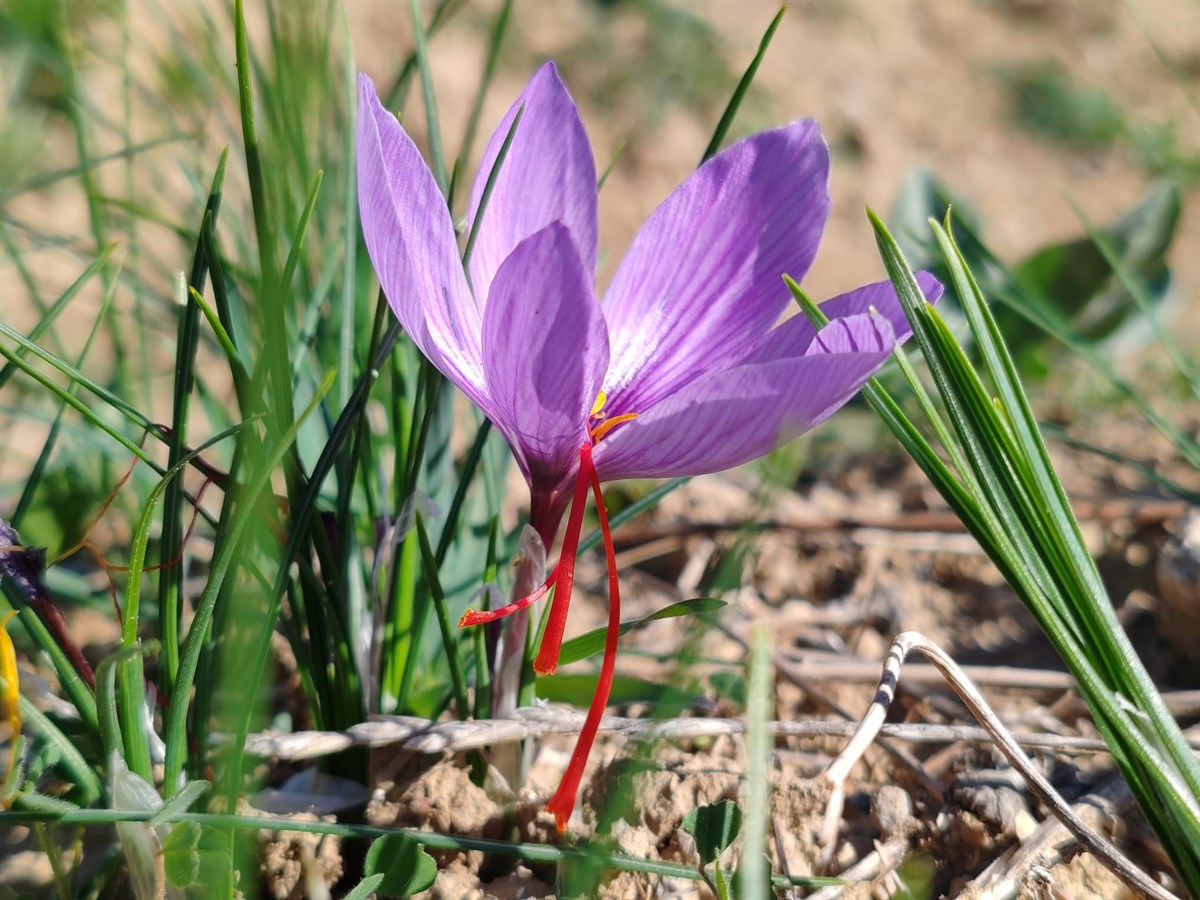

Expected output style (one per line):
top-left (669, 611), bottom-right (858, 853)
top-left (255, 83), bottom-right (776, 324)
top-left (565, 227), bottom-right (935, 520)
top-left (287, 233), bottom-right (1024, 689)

top-left (456, 440), bottom-right (622, 829)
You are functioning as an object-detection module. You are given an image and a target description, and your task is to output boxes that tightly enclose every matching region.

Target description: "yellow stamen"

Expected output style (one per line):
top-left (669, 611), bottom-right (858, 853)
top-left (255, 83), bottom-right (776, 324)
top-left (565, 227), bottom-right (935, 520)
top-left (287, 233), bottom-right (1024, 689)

top-left (590, 412), bottom-right (639, 443)
top-left (590, 390), bottom-right (608, 418)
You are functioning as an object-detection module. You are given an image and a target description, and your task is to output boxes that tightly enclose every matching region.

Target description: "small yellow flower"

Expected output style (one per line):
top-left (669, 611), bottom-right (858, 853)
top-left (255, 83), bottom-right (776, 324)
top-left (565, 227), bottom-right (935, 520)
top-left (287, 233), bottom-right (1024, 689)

top-left (0, 610), bottom-right (20, 792)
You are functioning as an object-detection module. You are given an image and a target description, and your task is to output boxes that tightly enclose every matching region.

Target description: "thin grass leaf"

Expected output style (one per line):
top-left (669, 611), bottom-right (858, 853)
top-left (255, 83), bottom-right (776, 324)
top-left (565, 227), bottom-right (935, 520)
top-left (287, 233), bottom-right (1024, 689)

top-left (932, 218), bottom-right (1200, 808)
top-left (0, 136), bottom-right (190, 202)
top-left (738, 625), bottom-right (773, 899)
top-left (433, 419), bottom-right (493, 564)
top-left (162, 370), bottom-right (336, 796)
top-left (0, 245), bottom-right (116, 391)
top-left (699, 5), bottom-right (785, 164)
top-left (1066, 195), bottom-right (1199, 399)
top-left (0, 807), bottom-right (837, 890)
top-left (382, 0), bottom-right (467, 112)
top-left (118, 423), bottom-right (252, 783)
top-left (16, 694), bottom-right (101, 805)
top-left (576, 478), bottom-right (690, 556)
top-left (198, 218), bottom-right (256, 417)
top-left (557, 598), bottom-right (725, 667)
top-left (461, 106), bottom-right (524, 278)
top-left (950, 215), bottom-right (1200, 469)
top-left (160, 149), bottom-right (230, 693)
top-left (278, 169), bottom-right (324, 301)
top-left (596, 140), bottom-right (627, 193)
top-left (12, 256), bottom-right (119, 528)
top-left (867, 210), bottom-right (1200, 889)
top-left (95, 645), bottom-right (142, 765)
top-left (473, 518), bottom-right (500, 721)
top-left (1040, 425), bottom-right (1200, 503)
top-left (453, 0), bottom-right (512, 212)
top-left (188, 288), bottom-right (252, 394)
top-left (234, 0), bottom-right (279, 291)
top-left (51, 0), bottom-right (126, 391)
top-left (413, 513), bottom-right (470, 720)
top-left (148, 781), bottom-right (210, 829)
top-left (408, 0), bottom-right (449, 196)
top-left (0, 342), bottom-right (158, 473)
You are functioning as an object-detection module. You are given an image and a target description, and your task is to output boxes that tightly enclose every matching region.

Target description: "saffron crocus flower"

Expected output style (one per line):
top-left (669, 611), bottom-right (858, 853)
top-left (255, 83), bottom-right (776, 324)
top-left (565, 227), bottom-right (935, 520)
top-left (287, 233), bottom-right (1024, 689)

top-left (357, 63), bottom-right (941, 829)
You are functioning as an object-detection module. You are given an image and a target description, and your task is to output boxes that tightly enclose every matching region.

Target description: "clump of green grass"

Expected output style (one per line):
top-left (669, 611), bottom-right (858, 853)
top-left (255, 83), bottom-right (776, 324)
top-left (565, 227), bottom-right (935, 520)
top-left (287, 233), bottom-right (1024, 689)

top-left (999, 59), bottom-right (1200, 183)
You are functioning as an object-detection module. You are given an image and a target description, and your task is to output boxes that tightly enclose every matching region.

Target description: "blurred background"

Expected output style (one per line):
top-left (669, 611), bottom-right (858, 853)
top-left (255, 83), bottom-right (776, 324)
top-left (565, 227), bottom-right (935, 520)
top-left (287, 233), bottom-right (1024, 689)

top-left (5, 0), bottom-right (1198, 342)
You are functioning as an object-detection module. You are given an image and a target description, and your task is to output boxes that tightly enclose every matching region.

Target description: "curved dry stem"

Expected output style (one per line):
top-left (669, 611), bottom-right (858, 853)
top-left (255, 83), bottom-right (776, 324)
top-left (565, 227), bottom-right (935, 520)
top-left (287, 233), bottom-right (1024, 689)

top-left (818, 631), bottom-right (1179, 900)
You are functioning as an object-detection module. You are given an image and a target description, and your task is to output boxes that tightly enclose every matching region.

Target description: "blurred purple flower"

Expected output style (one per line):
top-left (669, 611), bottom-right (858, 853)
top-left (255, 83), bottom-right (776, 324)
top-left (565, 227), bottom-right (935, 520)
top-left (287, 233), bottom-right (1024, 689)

top-left (357, 62), bottom-right (941, 828)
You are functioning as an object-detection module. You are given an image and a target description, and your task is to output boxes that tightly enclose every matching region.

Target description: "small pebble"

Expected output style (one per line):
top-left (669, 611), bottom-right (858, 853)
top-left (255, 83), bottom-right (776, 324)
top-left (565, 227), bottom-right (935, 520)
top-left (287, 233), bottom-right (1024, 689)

top-left (872, 784), bottom-right (913, 836)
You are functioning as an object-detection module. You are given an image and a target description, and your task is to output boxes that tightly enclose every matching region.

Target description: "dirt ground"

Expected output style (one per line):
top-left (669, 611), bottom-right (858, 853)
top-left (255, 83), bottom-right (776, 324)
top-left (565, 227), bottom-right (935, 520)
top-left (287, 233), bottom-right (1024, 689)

top-left (3, 0), bottom-right (1199, 897)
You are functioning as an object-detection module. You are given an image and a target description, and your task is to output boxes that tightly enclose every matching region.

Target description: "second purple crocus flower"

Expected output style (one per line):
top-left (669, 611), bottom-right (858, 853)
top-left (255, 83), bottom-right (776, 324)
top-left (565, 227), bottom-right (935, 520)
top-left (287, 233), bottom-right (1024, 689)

top-left (358, 62), bottom-right (940, 829)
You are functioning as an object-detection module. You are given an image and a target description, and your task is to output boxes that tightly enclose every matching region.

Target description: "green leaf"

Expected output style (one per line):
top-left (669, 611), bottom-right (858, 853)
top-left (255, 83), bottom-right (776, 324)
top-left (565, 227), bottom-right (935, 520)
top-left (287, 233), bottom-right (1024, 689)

top-left (364, 833), bottom-right (438, 897)
top-left (1005, 181), bottom-right (1179, 346)
top-left (536, 674), bottom-right (702, 712)
top-left (682, 800), bottom-right (742, 864)
top-left (162, 820), bottom-right (201, 886)
top-left (556, 598), bottom-right (724, 667)
top-left (708, 672), bottom-right (746, 709)
top-left (163, 820), bottom-right (231, 888)
top-left (342, 874), bottom-right (386, 900)
top-left (699, 6), bottom-right (785, 163)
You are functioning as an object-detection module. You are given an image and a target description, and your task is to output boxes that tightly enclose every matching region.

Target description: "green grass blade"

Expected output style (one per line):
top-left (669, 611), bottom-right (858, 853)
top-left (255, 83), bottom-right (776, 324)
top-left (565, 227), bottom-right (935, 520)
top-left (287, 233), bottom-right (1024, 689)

top-left (699, 5), bottom-right (785, 164)
top-left (382, 0), bottom-right (466, 112)
top-left (118, 424), bottom-right (250, 783)
top-left (160, 149), bottom-right (230, 694)
top-left (557, 598), bottom-right (724, 667)
top-left (278, 169), bottom-right (324, 301)
top-left (11, 256), bottom-right (119, 529)
top-left (162, 371), bottom-right (336, 796)
top-left (408, 0), bottom-right (449, 196)
top-left (17, 694), bottom-right (101, 805)
top-left (738, 625), bottom-right (773, 899)
top-left (1067, 195), bottom-right (1199, 399)
top-left (453, 0), bottom-right (512, 211)
top-left (933, 218), bottom-right (1200, 803)
top-left (461, 105), bottom-right (524, 284)
top-left (414, 512), bottom-right (470, 720)
top-left (576, 478), bottom-right (691, 556)
top-left (2, 591), bottom-right (98, 735)
top-left (0, 246), bottom-right (116, 392)
top-left (0, 341), bottom-right (158, 473)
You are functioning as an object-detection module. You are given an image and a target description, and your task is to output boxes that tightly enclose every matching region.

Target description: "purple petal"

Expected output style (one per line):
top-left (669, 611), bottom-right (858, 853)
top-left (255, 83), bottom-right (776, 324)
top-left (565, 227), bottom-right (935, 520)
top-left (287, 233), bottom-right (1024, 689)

top-left (598, 120), bottom-right (831, 415)
top-left (467, 62), bottom-right (598, 304)
top-left (593, 313), bottom-right (895, 482)
top-left (482, 223), bottom-right (609, 490)
top-left (747, 272), bottom-right (943, 364)
top-left (357, 73), bottom-right (488, 404)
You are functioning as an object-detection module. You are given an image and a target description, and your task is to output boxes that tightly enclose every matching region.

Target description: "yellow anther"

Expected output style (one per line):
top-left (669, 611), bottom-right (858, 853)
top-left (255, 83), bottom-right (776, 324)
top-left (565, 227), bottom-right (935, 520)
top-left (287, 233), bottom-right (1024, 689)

top-left (589, 412), bottom-right (639, 443)
top-left (590, 390), bottom-right (608, 419)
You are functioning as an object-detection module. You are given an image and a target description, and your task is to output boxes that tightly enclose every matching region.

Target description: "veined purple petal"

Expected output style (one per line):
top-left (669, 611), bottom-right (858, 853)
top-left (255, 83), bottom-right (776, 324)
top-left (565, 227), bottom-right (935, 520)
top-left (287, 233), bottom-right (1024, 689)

top-left (599, 120), bottom-right (831, 416)
top-left (483, 223), bottom-right (609, 490)
top-left (467, 62), bottom-right (598, 304)
top-left (746, 272), bottom-right (944, 365)
top-left (357, 73), bottom-right (488, 405)
top-left (593, 313), bottom-right (895, 482)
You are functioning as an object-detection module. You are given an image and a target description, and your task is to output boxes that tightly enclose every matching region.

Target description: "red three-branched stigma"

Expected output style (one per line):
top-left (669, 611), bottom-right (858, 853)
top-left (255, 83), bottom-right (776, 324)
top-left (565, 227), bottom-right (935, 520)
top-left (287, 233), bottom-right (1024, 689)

top-left (456, 440), bottom-right (622, 829)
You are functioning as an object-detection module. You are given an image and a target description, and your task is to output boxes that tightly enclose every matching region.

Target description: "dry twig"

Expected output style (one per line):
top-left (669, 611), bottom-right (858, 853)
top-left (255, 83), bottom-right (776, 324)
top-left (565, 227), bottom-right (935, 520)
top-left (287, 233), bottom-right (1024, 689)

top-left (235, 706), bottom-right (1200, 761)
top-left (817, 631), bottom-right (1179, 900)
